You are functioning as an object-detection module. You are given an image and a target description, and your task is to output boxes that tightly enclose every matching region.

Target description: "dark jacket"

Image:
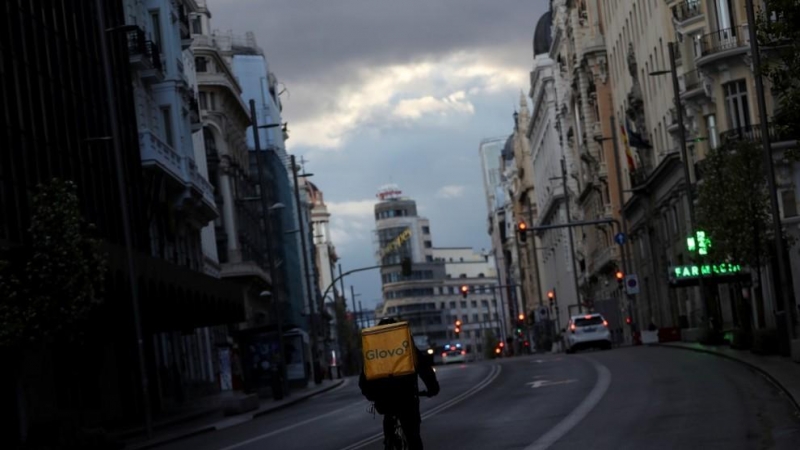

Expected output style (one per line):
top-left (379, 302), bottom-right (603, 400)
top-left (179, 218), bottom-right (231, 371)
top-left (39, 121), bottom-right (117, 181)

top-left (359, 348), bottom-right (439, 413)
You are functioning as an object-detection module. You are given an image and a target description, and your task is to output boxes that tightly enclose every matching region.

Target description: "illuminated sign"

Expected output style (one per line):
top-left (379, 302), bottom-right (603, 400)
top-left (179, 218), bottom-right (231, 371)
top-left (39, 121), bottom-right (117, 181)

top-left (379, 228), bottom-right (412, 258)
top-left (686, 230), bottom-right (711, 256)
top-left (671, 263), bottom-right (744, 280)
top-left (376, 184), bottom-right (403, 200)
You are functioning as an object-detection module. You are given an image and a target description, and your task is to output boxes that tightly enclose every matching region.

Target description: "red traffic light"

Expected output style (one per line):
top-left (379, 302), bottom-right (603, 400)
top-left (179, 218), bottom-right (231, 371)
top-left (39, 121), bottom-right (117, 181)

top-left (625, 316), bottom-right (632, 325)
top-left (498, 342), bottom-right (504, 348)
top-left (460, 285), bottom-right (468, 293)
top-left (517, 221), bottom-right (527, 231)
top-left (454, 327), bottom-right (461, 333)
top-left (518, 313), bottom-right (525, 321)
top-left (615, 271), bottom-right (624, 280)
top-left (547, 290), bottom-right (554, 299)
top-left (455, 320), bottom-right (462, 327)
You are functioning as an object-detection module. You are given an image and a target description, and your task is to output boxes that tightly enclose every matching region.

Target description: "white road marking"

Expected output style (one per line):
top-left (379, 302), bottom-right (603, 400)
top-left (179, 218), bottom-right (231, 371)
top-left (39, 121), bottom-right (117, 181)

top-left (216, 401), bottom-right (362, 450)
top-left (525, 379), bottom-right (577, 389)
top-left (525, 358), bottom-right (611, 450)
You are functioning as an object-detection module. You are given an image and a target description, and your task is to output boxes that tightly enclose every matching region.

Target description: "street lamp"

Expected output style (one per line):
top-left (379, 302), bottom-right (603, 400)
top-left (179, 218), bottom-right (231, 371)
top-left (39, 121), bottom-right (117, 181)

top-left (649, 42), bottom-right (709, 335)
top-left (290, 154), bottom-right (322, 384)
top-left (248, 100), bottom-right (294, 396)
top-left (95, 2), bottom-right (152, 436)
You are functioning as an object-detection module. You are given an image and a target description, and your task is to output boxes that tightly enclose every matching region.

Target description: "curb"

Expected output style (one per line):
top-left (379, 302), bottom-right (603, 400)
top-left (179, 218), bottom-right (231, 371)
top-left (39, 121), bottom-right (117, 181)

top-left (125, 378), bottom-right (347, 450)
top-left (658, 343), bottom-right (800, 412)
top-left (252, 378), bottom-right (347, 418)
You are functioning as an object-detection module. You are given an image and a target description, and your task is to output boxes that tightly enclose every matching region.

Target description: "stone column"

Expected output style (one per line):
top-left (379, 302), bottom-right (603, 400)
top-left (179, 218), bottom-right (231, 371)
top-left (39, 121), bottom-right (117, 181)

top-left (218, 155), bottom-right (240, 262)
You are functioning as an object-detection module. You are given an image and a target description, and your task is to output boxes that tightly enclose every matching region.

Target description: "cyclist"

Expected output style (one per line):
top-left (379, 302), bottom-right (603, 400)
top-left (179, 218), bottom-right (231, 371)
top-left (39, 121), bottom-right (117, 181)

top-left (359, 318), bottom-right (440, 450)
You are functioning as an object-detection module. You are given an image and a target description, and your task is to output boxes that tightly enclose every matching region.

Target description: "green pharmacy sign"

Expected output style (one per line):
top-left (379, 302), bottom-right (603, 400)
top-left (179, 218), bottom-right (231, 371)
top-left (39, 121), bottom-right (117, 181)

top-left (669, 230), bottom-right (745, 281)
top-left (672, 263), bottom-right (744, 279)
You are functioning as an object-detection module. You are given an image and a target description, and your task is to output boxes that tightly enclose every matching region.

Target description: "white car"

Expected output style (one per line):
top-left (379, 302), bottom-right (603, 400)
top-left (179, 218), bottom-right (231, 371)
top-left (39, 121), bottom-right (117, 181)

top-left (441, 349), bottom-right (467, 364)
top-left (565, 313), bottom-right (612, 353)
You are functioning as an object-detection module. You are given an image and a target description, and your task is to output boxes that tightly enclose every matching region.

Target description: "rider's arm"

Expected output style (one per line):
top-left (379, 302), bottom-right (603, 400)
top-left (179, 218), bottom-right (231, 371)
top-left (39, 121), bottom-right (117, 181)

top-left (358, 371), bottom-right (376, 401)
top-left (417, 352), bottom-right (440, 396)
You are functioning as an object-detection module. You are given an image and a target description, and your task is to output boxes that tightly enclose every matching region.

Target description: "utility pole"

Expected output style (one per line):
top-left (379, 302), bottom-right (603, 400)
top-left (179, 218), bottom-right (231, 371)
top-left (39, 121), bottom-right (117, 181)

top-left (291, 154), bottom-right (321, 384)
top-left (249, 99), bottom-right (288, 396)
top-left (668, 41), bottom-right (708, 335)
top-left (745, 0), bottom-right (795, 343)
top-left (96, 1), bottom-right (151, 436)
top-left (610, 115), bottom-right (635, 338)
top-left (561, 159), bottom-right (582, 313)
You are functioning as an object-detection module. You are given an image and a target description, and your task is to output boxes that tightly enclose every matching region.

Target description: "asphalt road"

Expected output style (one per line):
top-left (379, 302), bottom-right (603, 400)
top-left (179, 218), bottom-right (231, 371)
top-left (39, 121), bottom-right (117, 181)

top-left (153, 347), bottom-right (800, 450)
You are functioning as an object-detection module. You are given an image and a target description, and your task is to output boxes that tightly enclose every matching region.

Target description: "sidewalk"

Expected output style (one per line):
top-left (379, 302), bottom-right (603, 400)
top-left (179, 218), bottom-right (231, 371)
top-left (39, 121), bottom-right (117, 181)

top-left (119, 378), bottom-right (348, 450)
top-left (659, 342), bottom-right (800, 411)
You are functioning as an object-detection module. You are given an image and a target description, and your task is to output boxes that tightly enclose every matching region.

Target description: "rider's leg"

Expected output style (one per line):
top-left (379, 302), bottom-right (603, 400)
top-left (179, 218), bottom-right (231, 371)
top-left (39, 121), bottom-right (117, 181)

top-left (398, 401), bottom-right (423, 450)
top-left (382, 414), bottom-right (394, 446)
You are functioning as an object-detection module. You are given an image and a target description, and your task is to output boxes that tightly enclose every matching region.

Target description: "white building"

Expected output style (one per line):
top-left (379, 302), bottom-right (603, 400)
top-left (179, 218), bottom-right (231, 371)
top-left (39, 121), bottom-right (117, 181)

top-left (529, 8), bottom-right (581, 332)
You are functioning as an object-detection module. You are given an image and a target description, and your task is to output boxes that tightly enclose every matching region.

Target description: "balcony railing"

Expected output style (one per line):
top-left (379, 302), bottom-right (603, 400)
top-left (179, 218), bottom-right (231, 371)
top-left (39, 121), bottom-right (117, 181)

top-left (139, 130), bottom-right (183, 183)
top-left (672, 0), bottom-right (703, 22)
top-left (698, 26), bottom-right (748, 58)
top-left (681, 69), bottom-right (704, 93)
top-left (720, 123), bottom-right (800, 145)
top-left (127, 28), bottom-right (163, 72)
top-left (185, 158), bottom-right (216, 206)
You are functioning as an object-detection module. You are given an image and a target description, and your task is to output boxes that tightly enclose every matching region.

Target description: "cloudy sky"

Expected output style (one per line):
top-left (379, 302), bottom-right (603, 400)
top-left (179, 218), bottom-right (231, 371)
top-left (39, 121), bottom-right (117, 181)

top-left (211, 0), bottom-right (548, 309)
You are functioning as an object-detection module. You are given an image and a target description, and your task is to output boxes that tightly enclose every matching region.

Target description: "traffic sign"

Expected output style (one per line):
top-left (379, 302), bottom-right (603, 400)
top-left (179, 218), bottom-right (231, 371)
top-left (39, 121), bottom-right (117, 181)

top-left (614, 232), bottom-right (627, 245)
top-left (625, 274), bottom-right (640, 295)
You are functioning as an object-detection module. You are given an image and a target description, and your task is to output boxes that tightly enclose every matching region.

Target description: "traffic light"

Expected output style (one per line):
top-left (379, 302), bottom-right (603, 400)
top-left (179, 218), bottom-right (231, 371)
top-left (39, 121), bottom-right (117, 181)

top-left (547, 289), bottom-right (556, 307)
top-left (460, 285), bottom-right (469, 298)
top-left (517, 221), bottom-right (528, 243)
top-left (454, 319), bottom-right (462, 336)
top-left (615, 270), bottom-right (624, 288)
top-left (518, 313), bottom-right (525, 321)
top-left (625, 316), bottom-right (632, 325)
top-left (401, 257), bottom-right (412, 276)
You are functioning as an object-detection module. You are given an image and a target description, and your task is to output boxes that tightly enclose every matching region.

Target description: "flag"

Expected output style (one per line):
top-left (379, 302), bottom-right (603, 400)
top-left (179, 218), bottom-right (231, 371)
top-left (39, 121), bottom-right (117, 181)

top-left (626, 118), bottom-right (653, 149)
top-left (619, 124), bottom-right (636, 171)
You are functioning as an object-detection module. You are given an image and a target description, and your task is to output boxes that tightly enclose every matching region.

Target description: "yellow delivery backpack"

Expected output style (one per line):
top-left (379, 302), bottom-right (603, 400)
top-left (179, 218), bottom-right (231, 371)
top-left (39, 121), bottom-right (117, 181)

top-left (361, 321), bottom-right (417, 380)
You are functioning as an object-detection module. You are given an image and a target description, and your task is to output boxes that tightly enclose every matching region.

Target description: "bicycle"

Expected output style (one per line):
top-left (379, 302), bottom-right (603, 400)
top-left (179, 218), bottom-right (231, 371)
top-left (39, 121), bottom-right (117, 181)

top-left (378, 390), bottom-right (431, 450)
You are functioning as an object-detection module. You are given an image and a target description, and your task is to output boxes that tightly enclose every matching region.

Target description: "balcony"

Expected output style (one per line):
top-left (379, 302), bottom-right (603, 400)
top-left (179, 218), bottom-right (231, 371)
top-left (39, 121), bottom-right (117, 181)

top-left (185, 157), bottom-right (216, 208)
top-left (719, 123), bottom-right (800, 146)
top-left (672, 0), bottom-right (703, 23)
top-left (189, 97), bottom-right (202, 132)
top-left (178, 4), bottom-right (192, 49)
top-left (589, 245), bottom-right (620, 276)
top-left (697, 26), bottom-right (749, 66)
top-left (139, 130), bottom-right (184, 184)
top-left (127, 28), bottom-right (164, 83)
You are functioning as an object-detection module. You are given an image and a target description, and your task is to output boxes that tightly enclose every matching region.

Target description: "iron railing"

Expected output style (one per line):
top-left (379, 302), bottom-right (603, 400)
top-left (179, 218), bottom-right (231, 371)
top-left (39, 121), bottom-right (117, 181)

top-left (672, 0), bottom-right (703, 22)
top-left (698, 26), bottom-right (747, 57)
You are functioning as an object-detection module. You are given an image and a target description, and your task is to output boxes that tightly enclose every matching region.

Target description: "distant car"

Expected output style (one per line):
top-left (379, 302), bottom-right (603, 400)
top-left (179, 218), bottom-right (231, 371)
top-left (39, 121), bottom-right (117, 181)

top-left (565, 313), bottom-right (612, 353)
top-left (441, 349), bottom-right (467, 364)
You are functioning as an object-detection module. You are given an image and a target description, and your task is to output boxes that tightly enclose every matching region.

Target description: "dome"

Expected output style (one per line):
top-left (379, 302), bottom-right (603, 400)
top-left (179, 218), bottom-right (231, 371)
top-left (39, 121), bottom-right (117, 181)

top-left (501, 135), bottom-right (514, 161)
top-left (533, 11), bottom-right (552, 56)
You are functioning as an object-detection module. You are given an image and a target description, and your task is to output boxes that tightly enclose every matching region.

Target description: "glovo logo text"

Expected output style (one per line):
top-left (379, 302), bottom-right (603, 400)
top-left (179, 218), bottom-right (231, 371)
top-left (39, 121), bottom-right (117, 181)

top-left (366, 340), bottom-right (410, 360)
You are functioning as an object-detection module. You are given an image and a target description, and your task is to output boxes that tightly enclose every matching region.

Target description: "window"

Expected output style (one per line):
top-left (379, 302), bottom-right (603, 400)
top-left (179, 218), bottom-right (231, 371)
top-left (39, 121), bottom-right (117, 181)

top-left (426, 255), bottom-right (433, 262)
top-left (195, 57), bottom-right (208, 72)
top-left (449, 301), bottom-right (456, 309)
top-left (723, 80), bottom-right (750, 130)
top-left (150, 10), bottom-right (162, 44)
top-left (160, 107), bottom-right (173, 148)
top-left (670, 206), bottom-right (679, 235)
top-left (478, 273), bottom-right (485, 278)
top-left (422, 226), bottom-right (430, 234)
top-left (470, 300), bottom-right (477, 308)
top-left (706, 114), bottom-right (719, 149)
top-left (460, 301), bottom-right (467, 309)
top-left (424, 240), bottom-right (432, 248)
top-left (191, 16), bottom-right (202, 34)
top-left (782, 189), bottom-right (798, 218)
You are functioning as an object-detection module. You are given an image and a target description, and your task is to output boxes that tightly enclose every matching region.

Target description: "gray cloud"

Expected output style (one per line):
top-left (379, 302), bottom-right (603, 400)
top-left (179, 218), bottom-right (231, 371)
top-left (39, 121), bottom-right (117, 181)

top-left (210, 0), bottom-right (548, 308)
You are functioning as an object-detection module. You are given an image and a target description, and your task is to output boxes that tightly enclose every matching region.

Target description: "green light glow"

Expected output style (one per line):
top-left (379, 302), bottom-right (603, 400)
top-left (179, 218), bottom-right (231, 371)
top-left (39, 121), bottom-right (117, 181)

top-left (672, 263), bottom-right (743, 279)
top-left (687, 230), bottom-right (711, 256)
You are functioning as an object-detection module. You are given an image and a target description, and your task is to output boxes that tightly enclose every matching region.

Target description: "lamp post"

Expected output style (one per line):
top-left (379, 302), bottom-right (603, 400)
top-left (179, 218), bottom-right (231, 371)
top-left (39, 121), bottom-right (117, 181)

top-left (95, 2), bottom-right (151, 436)
top-left (248, 99), bottom-right (290, 396)
top-left (649, 41), bottom-right (709, 336)
top-left (290, 154), bottom-right (322, 384)
top-left (745, 0), bottom-right (795, 343)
